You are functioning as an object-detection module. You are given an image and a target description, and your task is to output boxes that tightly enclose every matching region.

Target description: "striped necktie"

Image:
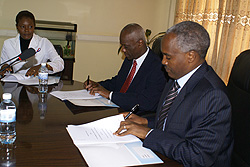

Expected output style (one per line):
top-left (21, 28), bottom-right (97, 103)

top-left (157, 81), bottom-right (180, 130)
top-left (120, 60), bottom-right (137, 93)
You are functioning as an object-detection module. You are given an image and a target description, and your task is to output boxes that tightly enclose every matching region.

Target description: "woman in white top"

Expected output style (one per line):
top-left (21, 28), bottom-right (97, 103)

top-left (0, 10), bottom-right (64, 77)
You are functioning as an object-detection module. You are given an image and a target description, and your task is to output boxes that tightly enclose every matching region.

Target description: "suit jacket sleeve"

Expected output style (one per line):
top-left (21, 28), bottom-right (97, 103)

top-left (143, 89), bottom-right (232, 166)
top-left (111, 69), bottom-right (165, 112)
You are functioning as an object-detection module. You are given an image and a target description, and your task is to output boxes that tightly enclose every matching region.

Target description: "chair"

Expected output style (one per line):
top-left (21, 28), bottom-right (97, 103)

top-left (227, 49), bottom-right (250, 167)
top-left (53, 45), bottom-right (63, 58)
top-left (151, 36), bottom-right (163, 60)
top-left (151, 36), bottom-right (169, 80)
top-left (53, 45), bottom-right (65, 78)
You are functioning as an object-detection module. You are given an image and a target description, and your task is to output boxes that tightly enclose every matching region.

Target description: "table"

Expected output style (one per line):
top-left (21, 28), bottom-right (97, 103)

top-left (0, 80), bottom-right (183, 167)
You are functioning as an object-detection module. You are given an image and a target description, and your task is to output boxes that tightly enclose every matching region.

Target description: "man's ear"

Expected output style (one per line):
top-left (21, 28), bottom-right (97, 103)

top-left (138, 39), bottom-right (143, 47)
top-left (187, 51), bottom-right (198, 63)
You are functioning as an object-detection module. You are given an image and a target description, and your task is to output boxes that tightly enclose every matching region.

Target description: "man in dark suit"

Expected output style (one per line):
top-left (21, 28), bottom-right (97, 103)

top-left (85, 23), bottom-right (166, 114)
top-left (114, 21), bottom-right (233, 166)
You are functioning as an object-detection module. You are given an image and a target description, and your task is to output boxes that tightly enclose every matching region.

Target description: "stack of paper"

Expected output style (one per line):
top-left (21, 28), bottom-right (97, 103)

top-left (50, 90), bottom-right (118, 107)
top-left (1, 73), bottom-right (60, 85)
top-left (66, 114), bottom-right (163, 167)
top-left (50, 89), bottom-right (101, 100)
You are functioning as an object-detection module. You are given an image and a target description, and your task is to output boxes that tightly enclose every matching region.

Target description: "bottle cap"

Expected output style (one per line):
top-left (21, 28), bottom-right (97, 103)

top-left (41, 63), bottom-right (46, 67)
top-left (2, 93), bottom-right (12, 100)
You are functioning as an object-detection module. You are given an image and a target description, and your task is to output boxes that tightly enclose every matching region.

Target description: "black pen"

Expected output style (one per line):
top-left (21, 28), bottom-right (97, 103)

top-left (86, 75), bottom-right (90, 91)
top-left (124, 104), bottom-right (139, 119)
top-left (87, 75), bottom-right (90, 85)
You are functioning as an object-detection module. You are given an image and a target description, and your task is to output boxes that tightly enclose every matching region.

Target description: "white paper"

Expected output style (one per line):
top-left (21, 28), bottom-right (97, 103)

top-left (50, 89), bottom-right (101, 100)
top-left (68, 97), bottom-right (119, 107)
top-left (66, 114), bottom-right (163, 167)
top-left (67, 114), bottom-right (140, 145)
top-left (1, 73), bottom-right (60, 85)
top-left (1, 73), bottom-right (31, 81)
top-left (77, 143), bottom-right (140, 167)
top-left (18, 76), bottom-right (60, 85)
top-left (77, 141), bottom-right (163, 167)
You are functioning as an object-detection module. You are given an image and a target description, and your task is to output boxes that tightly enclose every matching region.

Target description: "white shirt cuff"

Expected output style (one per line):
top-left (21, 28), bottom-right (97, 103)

top-left (109, 91), bottom-right (113, 100)
top-left (145, 129), bottom-right (153, 138)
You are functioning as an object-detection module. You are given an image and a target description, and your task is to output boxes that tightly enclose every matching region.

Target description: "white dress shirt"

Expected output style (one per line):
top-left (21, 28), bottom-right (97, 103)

top-left (128, 47), bottom-right (149, 80)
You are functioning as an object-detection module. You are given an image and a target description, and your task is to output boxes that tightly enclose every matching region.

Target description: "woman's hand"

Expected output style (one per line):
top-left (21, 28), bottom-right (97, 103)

top-left (25, 64), bottom-right (41, 77)
top-left (0, 64), bottom-right (12, 77)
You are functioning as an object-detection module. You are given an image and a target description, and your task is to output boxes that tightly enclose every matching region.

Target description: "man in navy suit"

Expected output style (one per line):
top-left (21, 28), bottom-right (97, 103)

top-left (85, 23), bottom-right (166, 114)
top-left (115, 21), bottom-right (233, 166)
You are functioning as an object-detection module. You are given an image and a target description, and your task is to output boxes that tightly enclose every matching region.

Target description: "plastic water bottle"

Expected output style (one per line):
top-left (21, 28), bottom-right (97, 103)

top-left (38, 63), bottom-right (48, 93)
top-left (0, 143), bottom-right (16, 166)
top-left (0, 93), bottom-right (16, 144)
top-left (38, 93), bottom-right (47, 119)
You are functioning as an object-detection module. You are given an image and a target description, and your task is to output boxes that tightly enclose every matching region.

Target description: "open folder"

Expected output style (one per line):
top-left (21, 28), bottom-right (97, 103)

top-left (66, 114), bottom-right (163, 167)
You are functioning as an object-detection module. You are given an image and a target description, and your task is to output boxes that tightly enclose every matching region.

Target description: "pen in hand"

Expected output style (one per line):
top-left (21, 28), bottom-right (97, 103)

top-left (86, 75), bottom-right (90, 91)
top-left (124, 104), bottom-right (139, 120)
top-left (87, 75), bottom-right (90, 85)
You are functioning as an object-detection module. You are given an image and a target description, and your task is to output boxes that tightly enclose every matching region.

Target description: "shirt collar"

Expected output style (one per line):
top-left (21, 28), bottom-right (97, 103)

top-left (176, 64), bottom-right (202, 92)
top-left (134, 47), bottom-right (149, 68)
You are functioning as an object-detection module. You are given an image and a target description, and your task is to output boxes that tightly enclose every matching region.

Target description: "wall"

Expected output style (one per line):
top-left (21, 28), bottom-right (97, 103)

top-left (0, 0), bottom-right (175, 82)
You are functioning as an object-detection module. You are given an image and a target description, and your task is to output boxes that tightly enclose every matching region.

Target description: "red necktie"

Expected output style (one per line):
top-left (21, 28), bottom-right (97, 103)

top-left (120, 60), bottom-right (137, 93)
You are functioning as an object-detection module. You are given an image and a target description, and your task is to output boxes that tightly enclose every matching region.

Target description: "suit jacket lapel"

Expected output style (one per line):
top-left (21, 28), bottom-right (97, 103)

top-left (154, 79), bottom-right (174, 122)
top-left (116, 58), bottom-right (133, 90)
top-left (29, 34), bottom-right (39, 49)
top-left (14, 34), bottom-right (21, 54)
top-left (162, 62), bottom-right (209, 128)
top-left (127, 50), bottom-right (153, 91)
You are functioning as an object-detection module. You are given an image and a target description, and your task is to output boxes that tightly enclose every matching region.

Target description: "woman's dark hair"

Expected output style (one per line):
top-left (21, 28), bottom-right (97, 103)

top-left (15, 10), bottom-right (35, 26)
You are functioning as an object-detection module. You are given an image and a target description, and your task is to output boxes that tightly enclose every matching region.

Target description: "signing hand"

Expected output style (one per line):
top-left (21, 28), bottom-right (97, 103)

top-left (84, 79), bottom-right (98, 89)
top-left (121, 113), bottom-right (148, 125)
top-left (84, 80), bottom-right (110, 99)
top-left (114, 113), bottom-right (150, 139)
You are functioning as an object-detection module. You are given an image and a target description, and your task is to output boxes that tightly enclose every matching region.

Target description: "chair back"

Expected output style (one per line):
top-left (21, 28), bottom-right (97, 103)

top-left (53, 45), bottom-right (63, 58)
top-left (151, 37), bottom-right (163, 60)
top-left (227, 49), bottom-right (250, 167)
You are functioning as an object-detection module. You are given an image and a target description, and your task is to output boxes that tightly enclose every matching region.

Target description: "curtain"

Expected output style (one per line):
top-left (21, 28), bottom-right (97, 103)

top-left (175, 0), bottom-right (250, 83)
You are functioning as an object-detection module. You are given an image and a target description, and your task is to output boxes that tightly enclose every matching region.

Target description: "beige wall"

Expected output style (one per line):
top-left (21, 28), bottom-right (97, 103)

top-left (0, 0), bottom-right (175, 82)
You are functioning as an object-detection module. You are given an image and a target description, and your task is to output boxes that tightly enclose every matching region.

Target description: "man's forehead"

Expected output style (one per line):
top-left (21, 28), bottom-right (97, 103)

top-left (162, 33), bottom-right (177, 45)
top-left (120, 34), bottom-right (136, 44)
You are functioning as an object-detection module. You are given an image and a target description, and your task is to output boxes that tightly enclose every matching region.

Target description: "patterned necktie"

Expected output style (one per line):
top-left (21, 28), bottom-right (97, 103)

top-left (120, 60), bottom-right (137, 93)
top-left (156, 81), bottom-right (180, 130)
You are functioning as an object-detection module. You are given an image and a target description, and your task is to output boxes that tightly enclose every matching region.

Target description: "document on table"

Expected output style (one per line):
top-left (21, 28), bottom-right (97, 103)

top-left (51, 90), bottom-right (119, 107)
top-left (68, 97), bottom-right (119, 107)
top-left (67, 114), bottom-right (139, 145)
top-left (50, 89), bottom-right (101, 100)
top-left (1, 73), bottom-right (30, 81)
top-left (66, 114), bottom-right (163, 167)
top-left (1, 73), bottom-right (60, 85)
